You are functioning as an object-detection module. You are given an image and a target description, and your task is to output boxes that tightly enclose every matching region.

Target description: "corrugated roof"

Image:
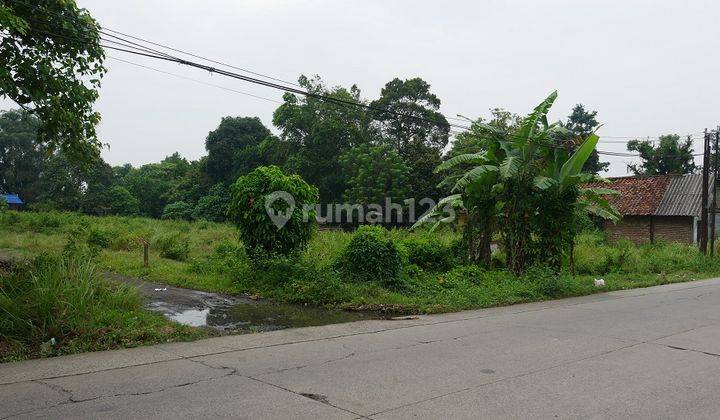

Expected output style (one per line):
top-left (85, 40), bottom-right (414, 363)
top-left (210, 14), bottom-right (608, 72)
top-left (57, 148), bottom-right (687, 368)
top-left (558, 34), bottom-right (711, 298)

top-left (1, 194), bottom-right (23, 205)
top-left (656, 173), bottom-right (714, 217)
top-left (584, 174), bottom-right (716, 217)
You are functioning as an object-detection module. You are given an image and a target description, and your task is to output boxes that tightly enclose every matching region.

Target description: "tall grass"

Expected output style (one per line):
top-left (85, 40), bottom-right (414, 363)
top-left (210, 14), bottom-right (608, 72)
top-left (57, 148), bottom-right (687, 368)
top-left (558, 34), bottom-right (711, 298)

top-left (0, 247), bottom-right (207, 362)
top-left (2, 211), bottom-right (720, 316)
top-left (573, 231), bottom-right (720, 275)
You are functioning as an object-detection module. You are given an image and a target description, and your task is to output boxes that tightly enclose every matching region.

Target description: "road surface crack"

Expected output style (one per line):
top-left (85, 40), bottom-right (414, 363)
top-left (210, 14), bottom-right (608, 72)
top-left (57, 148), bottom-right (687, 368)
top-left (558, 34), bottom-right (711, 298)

top-left (4, 367), bottom-right (239, 418)
top-left (652, 342), bottom-right (720, 358)
top-left (246, 375), bottom-right (366, 418)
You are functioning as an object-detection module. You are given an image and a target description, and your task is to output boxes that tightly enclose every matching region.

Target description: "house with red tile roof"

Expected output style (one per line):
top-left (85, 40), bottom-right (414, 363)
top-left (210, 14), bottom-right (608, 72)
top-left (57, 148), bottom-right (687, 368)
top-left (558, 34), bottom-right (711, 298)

top-left (587, 174), bottom-right (715, 245)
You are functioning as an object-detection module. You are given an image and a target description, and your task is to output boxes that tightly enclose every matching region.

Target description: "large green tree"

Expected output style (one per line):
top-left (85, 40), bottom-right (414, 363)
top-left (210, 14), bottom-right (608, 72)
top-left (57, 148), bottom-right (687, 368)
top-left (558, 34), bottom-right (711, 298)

top-left (192, 182), bottom-right (231, 222)
top-left (120, 153), bottom-right (191, 218)
top-left (370, 78), bottom-right (449, 201)
top-left (0, 0), bottom-right (106, 163)
top-left (627, 134), bottom-right (697, 175)
top-left (564, 104), bottom-right (609, 174)
top-left (340, 143), bottom-right (410, 205)
top-left (78, 160), bottom-right (116, 215)
top-left (205, 117), bottom-right (272, 184)
top-left (273, 75), bottom-right (373, 202)
top-left (33, 153), bottom-right (83, 211)
top-left (0, 109), bottom-right (45, 201)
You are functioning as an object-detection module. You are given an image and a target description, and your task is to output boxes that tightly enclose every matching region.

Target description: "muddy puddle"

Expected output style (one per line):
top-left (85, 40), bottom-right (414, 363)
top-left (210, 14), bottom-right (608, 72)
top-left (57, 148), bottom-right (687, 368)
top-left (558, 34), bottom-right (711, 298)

top-left (104, 273), bottom-right (375, 332)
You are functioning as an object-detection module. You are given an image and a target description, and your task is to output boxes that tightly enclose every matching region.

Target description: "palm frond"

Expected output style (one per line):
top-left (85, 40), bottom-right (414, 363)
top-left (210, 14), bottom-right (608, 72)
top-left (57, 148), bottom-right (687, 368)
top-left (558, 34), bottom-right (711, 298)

top-left (533, 175), bottom-right (556, 190)
top-left (498, 156), bottom-right (521, 179)
top-left (453, 165), bottom-right (498, 191)
top-left (579, 189), bottom-right (621, 221)
top-left (513, 91), bottom-right (558, 145)
top-left (559, 133), bottom-right (599, 184)
top-left (435, 152), bottom-right (488, 173)
top-left (411, 194), bottom-right (463, 229)
top-left (580, 186), bottom-right (619, 196)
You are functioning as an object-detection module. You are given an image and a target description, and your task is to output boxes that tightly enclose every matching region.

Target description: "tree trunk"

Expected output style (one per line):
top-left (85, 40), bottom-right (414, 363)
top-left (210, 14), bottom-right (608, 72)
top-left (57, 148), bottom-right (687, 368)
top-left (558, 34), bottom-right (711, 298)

top-left (464, 210), bottom-right (492, 267)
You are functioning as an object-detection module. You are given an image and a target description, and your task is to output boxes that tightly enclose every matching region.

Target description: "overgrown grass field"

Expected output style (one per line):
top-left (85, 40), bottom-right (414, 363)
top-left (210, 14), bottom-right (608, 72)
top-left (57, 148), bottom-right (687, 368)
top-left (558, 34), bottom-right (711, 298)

top-left (2, 210), bottom-right (720, 318)
top-left (0, 247), bottom-right (209, 362)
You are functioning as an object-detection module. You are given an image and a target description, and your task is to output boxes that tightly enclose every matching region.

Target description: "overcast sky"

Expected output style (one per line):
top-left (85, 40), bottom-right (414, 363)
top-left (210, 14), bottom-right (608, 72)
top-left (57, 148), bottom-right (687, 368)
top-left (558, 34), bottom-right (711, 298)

top-left (7, 0), bottom-right (720, 176)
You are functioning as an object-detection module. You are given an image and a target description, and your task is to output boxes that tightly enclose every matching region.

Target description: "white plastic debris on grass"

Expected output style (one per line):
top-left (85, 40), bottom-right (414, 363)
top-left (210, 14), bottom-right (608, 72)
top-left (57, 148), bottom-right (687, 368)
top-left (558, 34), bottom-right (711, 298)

top-left (594, 278), bottom-right (605, 287)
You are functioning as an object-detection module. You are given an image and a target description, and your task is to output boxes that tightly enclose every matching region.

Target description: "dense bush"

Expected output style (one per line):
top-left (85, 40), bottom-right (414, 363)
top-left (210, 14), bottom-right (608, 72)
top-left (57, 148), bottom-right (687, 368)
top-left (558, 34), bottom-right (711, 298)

top-left (399, 234), bottom-right (454, 271)
top-left (87, 226), bottom-right (114, 248)
top-left (154, 232), bottom-right (190, 261)
top-left (227, 166), bottom-right (318, 260)
top-left (0, 200), bottom-right (7, 212)
top-left (161, 201), bottom-right (194, 221)
top-left (338, 225), bottom-right (404, 288)
top-left (192, 183), bottom-right (230, 222)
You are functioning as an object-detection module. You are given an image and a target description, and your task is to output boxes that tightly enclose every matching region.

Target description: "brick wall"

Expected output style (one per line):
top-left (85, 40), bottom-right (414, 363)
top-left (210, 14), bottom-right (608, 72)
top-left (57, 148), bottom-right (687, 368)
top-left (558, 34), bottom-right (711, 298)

top-left (654, 216), bottom-right (694, 244)
top-left (604, 216), bottom-right (651, 244)
top-left (603, 215), bottom-right (694, 245)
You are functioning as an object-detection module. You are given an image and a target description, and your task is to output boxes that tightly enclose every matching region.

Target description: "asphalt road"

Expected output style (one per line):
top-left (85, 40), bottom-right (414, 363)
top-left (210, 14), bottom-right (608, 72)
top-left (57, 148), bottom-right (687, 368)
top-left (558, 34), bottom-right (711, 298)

top-left (4, 278), bottom-right (720, 419)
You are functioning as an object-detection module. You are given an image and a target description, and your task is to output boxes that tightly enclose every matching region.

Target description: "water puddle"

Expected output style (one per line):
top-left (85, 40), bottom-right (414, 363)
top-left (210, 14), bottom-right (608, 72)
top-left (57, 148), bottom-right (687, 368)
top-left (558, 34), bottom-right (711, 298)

top-left (105, 273), bottom-right (374, 332)
top-left (158, 301), bottom-right (373, 332)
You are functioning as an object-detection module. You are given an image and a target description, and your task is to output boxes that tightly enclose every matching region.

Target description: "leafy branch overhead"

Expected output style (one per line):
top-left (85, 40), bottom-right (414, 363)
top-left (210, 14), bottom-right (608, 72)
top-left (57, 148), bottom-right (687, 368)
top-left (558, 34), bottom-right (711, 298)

top-left (0, 0), bottom-right (106, 164)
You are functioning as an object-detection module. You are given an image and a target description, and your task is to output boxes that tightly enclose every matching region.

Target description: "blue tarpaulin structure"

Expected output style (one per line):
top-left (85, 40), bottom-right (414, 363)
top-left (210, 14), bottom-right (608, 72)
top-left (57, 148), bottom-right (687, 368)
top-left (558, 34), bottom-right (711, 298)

top-left (1, 194), bottom-right (23, 209)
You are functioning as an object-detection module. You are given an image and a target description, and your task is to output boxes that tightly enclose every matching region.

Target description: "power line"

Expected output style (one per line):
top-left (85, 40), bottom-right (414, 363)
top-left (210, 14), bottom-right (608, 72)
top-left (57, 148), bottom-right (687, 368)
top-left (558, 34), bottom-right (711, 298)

top-left (99, 28), bottom-right (489, 124)
top-left (597, 133), bottom-right (704, 139)
top-left (101, 44), bottom-right (471, 132)
top-left (102, 27), bottom-right (305, 89)
top-left (6, 0), bottom-right (712, 150)
top-left (107, 56), bottom-right (284, 104)
top-left (597, 150), bottom-right (704, 158)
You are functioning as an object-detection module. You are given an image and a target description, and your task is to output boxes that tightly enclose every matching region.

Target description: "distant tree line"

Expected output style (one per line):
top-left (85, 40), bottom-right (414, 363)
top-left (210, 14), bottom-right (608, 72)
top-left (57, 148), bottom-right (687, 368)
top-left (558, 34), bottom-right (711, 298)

top-left (3, 74), bottom-right (657, 222)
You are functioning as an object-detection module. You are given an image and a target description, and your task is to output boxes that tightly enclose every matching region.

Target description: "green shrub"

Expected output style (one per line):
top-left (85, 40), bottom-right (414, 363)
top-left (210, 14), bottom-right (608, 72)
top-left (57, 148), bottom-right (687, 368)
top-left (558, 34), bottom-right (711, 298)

top-left (399, 234), bottom-right (453, 271)
top-left (27, 201), bottom-right (58, 212)
top-left (161, 201), bottom-right (194, 221)
top-left (0, 200), bottom-right (8, 213)
top-left (524, 265), bottom-right (562, 297)
top-left (491, 249), bottom-right (506, 269)
top-left (87, 226), bottom-right (114, 248)
top-left (231, 257), bottom-right (358, 306)
top-left (109, 231), bottom-right (139, 251)
top-left (154, 232), bottom-right (190, 261)
top-left (448, 237), bottom-right (466, 262)
top-left (227, 166), bottom-right (318, 260)
top-left (574, 208), bottom-right (598, 233)
top-left (338, 225), bottom-right (404, 288)
top-left (192, 183), bottom-right (230, 222)
top-left (188, 240), bottom-right (248, 276)
top-left (574, 232), bottom-right (627, 274)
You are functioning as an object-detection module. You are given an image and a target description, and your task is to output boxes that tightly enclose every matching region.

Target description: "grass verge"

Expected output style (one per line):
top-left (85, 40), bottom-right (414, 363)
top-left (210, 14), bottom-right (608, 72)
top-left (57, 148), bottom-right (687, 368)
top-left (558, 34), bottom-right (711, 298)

top-left (1, 211), bottom-right (720, 317)
top-left (0, 247), bottom-right (209, 363)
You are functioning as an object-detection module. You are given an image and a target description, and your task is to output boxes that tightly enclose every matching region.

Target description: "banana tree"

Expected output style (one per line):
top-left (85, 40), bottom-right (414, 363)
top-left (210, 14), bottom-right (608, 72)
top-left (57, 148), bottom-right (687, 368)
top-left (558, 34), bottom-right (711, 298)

top-left (532, 133), bottom-right (620, 269)
top-left (415, 91), bottom-right (619, 275)
top-left (413, 122), bottom-right (505, 266)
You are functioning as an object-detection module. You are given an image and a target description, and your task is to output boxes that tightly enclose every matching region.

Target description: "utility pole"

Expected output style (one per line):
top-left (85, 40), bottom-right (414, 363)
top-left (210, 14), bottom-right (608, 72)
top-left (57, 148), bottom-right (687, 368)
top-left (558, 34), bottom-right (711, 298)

top-left (711, 127), bottom-right (719, 256)
top-left (701, 129), bottom-right (710, 254)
